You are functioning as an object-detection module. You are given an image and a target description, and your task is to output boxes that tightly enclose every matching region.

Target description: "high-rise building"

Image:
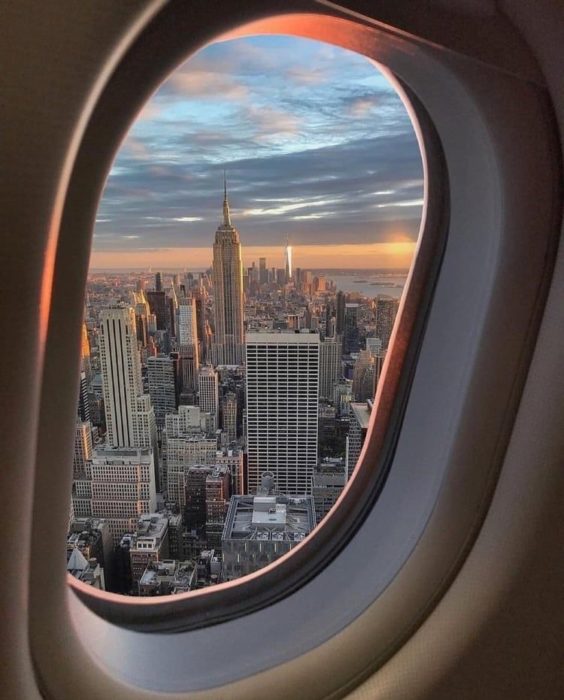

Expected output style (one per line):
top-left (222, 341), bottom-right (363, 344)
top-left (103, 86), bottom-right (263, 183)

top-left (221, 391), bottom-right (237, 444)
top-left (128, 513), bottom-right (169, 587)
top-left (99, 306), bottom-right (143, 447)
top-left (320, 336), bottom-right (342, 400)
top-left (99, 306), bottom-right (157, 454)
top-left (222, 491), bottom-right (316, 581)
top-left (365, 336), bottom-right (383, 357)
top-left (335, 290), bottom-right (346, 336)
top-left (211, 178), bottom-right (244, 366)
top-left (193, 290), bottom-right (207, 363)
top-left (164, 406), bottom-right (218, 508)
top-left (217, 447), bottom-right (245, 495)
top-left (147, 356), bottom-right (177, 430)
top-left (146, 289), bottom-right (168, 331)
top-left (89, 447), bottom-right (157, 544)
top-left (198, 365), bottom-right (218, 418)
top-left (73, 419), bottom-right (92, 478)
top-left (352, 349), bottom-right (375, 402)
top-left (343, 303), bottom-right (361, 355)
top-left (177, 296), bottom-right (200, 391)
top-left (312, 458), bottom-right (347, 523)
top-left (80, 321), bottom-right (92, 384)
top-left (155, 271), bottom-right (163, 292)
top-left (346, 401), bottom-right (372, 479)
top-left (132, 290), bottom-right (150, 347)
top-left (77, 370), bottom-right (90, 423)
top-left (177, 296), bottom-right (198, 347)
top-left (259, 257), bottom-right (268, 285)
top-left (206, 465), bottom-right (231, 547)
top-left (375, 296), bottom-right (400, 350)
top-left (130, 394), bottom-right (158, 452)
top-left (246, 332), bottom-right (320, 495)
top-left (67, 518), bottom-right (112, 585)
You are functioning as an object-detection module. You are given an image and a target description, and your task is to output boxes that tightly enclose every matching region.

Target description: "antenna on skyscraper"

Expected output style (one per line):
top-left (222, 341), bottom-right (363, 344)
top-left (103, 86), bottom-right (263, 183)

top-left (222, 169), bottom-right (231, 226)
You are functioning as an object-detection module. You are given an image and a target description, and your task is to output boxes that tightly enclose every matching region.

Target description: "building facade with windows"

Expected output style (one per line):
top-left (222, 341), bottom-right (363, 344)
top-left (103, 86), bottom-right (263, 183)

top-left (147, 355), bottom-right (177, 430)
top-left (211, 181), bottom-right (244, 366)
top-left (88, 447), bottom-right (157, 544)
top-left (319, 336), bottom-right (342, 400)
top-left (246, 332), bottom-right (320, 495)
top-left (198, 366), bottom-right (218, 420)
top-left (222, 493), bottom-right (316, 581)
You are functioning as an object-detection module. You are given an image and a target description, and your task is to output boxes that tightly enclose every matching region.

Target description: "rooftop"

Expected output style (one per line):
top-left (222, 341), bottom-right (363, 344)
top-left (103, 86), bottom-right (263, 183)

top-left (245, 332), bottom-right (320, 344)
top-left (223, 494), bottom-right (316, 542)
top-left (350, 402), bottom-right (372, 429)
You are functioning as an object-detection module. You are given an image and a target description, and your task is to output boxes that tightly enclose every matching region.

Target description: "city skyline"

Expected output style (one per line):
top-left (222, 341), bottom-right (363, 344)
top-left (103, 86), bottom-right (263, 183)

top-left (91, 35), bottom-right (423, 271)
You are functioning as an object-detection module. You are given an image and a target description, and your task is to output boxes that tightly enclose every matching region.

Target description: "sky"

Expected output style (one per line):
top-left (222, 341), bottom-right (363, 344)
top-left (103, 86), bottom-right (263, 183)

top-left (91, 35), bottom-right (424, 271)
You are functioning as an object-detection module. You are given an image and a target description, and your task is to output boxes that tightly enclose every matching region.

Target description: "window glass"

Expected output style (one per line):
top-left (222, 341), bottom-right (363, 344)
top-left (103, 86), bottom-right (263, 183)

top-left (69, 35), bottom-right (422, 596)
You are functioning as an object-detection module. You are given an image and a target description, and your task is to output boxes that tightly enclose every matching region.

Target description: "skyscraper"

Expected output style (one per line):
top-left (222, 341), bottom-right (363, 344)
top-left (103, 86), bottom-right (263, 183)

top-left (99, 306), bottom-right (143, 447)
top-left (198, 365), bottom-right (219, 420)
top-left (259, 257), bottom-right (268, 285)
top-left (375, 296), bottom-right (400, 350)
top-left (246, 332), bottom-right (320, 495)
top-left (212, 177), bottom-right (244, 365)
top-left (352, 349), bottom-right (375, 402)
top-left (343, 303), bottom-right (361, 355)
top-left (221, 391), bottom-right (237, 444)
top-left (80, 321), bottom-right (92, 384)
top-left (155, 271), bottom-right (163, 292)
top-left (177, 295), bottom-right (200, 391)
top-left (73, 419), bottom-right (92, 479)
top-left (89, 447), bottom-right (157, 544)
top-left (147, 355), bottom-right (177, 430)
top-left (164, 407), bottom-right (218, 508)
top-left (77, 370), bottom-right (90, 423)
top-left (320, 336), bottom-right (342, 400)
top-left (335, 290), bottom-right (345, 336)
top-left (99, 306), bottom-right (157, 452)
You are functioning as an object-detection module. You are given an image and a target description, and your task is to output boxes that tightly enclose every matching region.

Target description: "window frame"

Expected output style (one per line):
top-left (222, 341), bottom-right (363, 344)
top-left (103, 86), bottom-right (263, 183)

top-left (25, 3), bottom-right (561, 699)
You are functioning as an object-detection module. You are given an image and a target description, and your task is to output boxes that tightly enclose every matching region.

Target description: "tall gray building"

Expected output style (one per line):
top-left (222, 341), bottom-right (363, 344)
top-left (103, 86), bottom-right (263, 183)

top-left (99, 306), bottom-right (142, 447)
top-left (147, 355), bottom-right (177, 431)
top-left (221, 391), bottom-right (238, 444)
top-left (198, 365), bottom-right (219, 423)
top-left (246, 332), bottom-right (320, 495)
top-left (212, 179), bottom-right (244, 366)
top-left (177, 295), bottom-right (200, 391)
top-left (320, 336), bottom-right (342, 400)
top-left (99, 306), bottom-right (156, 451)
top-left (375, 296), bottom-right (400, 351)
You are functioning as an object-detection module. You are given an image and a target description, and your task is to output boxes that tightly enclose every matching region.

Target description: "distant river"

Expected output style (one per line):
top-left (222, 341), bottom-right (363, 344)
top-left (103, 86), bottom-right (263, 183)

top-left (331, 273), bottom-right (407, 298)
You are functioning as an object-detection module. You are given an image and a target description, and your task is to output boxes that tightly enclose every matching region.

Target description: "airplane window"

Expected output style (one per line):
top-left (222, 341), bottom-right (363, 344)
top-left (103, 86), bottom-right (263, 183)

top-left (17, 3), bottom-right (559, 698)
top-left (67, 35), bottom-right (423, 597)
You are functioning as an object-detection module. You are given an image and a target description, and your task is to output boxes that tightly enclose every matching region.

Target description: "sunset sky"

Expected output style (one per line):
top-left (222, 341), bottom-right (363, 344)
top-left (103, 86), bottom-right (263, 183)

top-left (91, 35), bottom-right (423, 271)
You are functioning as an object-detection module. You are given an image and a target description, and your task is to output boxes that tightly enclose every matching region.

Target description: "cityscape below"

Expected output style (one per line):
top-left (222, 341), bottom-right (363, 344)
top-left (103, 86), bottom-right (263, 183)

top-left (68, 182), bottom-right (408, 595)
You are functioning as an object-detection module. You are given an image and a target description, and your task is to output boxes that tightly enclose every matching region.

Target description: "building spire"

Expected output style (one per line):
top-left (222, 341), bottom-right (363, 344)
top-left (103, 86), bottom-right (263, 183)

top-left (222, 170), bottom-right (231, 226)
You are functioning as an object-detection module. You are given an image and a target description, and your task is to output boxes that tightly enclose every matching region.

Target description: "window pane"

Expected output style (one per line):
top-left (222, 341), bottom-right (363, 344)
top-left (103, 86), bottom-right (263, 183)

top-left (68, 35), bottom-right (422, 596)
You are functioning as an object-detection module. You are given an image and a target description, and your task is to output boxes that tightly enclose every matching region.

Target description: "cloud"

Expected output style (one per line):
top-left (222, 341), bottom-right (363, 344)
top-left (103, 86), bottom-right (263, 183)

top-left (242, 105), bottom-right (302, 140)
top-left (285, 66), bottom-right (330, 86)
top-left (166, 71), bottom-right (249, 100)
top-left (347, 95), bottom-right (379, 117)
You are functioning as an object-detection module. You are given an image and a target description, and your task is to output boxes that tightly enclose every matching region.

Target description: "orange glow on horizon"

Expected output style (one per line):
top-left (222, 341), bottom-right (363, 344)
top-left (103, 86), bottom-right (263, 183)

top-left (89, 241), bottom-right (416, 271)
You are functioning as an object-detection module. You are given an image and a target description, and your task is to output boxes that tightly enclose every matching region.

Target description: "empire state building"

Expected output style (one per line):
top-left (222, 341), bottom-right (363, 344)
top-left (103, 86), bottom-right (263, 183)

top-left (211, 178), bottom-right (244, 366)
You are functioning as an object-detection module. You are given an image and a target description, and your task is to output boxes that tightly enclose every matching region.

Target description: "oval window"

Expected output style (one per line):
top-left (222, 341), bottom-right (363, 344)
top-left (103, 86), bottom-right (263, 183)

top-left (68, 34), bottom-right (423, 596)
